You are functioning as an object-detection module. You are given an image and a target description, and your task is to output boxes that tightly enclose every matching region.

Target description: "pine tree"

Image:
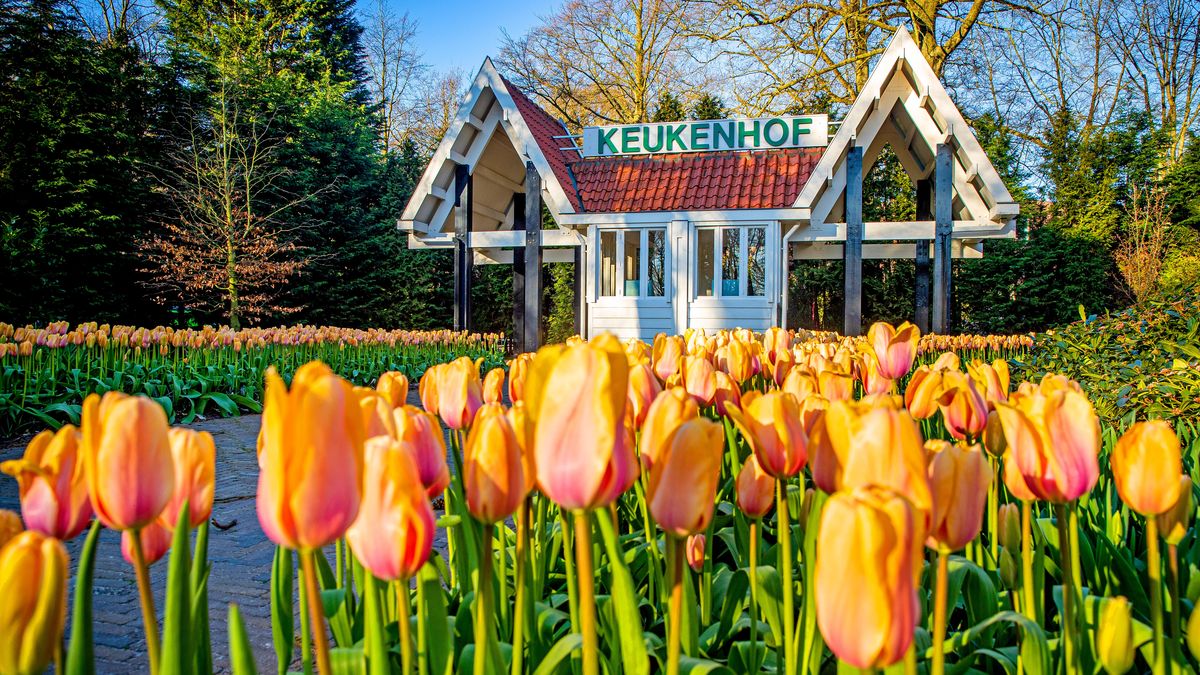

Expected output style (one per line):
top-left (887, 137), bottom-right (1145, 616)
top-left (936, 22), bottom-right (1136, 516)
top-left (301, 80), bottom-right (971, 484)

top-left (651, 92), bottom-right (686, 122)
top-left (691, 93), bottom-right (725, 120)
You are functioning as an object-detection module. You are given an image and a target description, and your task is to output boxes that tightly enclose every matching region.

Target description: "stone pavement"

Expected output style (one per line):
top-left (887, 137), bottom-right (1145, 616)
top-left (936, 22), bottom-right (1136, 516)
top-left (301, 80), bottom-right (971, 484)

top-left (0, 389), bottom-right (449, 674)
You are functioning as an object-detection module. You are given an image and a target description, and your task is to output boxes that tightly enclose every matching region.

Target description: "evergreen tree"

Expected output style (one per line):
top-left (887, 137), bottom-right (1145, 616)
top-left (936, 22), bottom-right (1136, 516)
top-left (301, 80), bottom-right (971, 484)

top-left (651, 91), bottom-right (685, 122)
top-left (691, 93), bottom-right (725, 120)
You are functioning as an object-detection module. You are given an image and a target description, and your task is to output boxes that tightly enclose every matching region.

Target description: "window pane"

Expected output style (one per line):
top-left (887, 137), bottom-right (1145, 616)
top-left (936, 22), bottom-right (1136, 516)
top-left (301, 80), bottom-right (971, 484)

top-left (721, 228), bottom-right (741, 296)
top-left (623, 231), bottom-right (641, 296)
top-left (748, 227), bottom-right (766, 296)
top-left (648, 230), bottom-right (666, 296)
top-left (696, 228), bottom-right (715, 297)
top-left (600, 231), bottom-right (617, 296)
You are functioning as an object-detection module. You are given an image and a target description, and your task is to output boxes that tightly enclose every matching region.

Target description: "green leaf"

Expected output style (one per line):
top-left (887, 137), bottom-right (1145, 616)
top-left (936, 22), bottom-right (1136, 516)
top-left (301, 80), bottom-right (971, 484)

top-left (679, 656), bottom-right (735, 674)
top-left (65, 521), bottom-right (102, 675)
top-left (753, 565), bottom-right (784, 647)
top-left (161, 505), bottom-right (193, 675)
top-left (418, 560), bottom-right (454, 675)
top-left (316, 550), bottom-right (354, 647)
top-left (191, 522), bottom-right (212, 675)
top-left (529, 634), bottom-right (583, 675)
top-left (198, 391), bottom-right (239, 416)
top-left (228, 604), bottom-right (259, 675)
top-left (271, 546), bottom-right (295, 675)
top-left (594, 508), bottom-right (650, 675)
top-left (362, 575), bottom-right (389, 675)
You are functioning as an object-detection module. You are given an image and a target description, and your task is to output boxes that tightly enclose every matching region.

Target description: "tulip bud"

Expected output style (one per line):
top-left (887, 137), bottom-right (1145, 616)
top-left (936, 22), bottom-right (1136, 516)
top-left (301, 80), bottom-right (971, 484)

top-left (463, 404), bottom-right (528, 523)
top-left (81, 392), bottom-right (175, 532)
top-left (375, 371), bottom-right (409, 408)
top-left (483, 367), bottom-right (505, 405)
top-left (715, 338), bottom-right (752, 383)
top-left (346, 437), bottom-right (435, 581)
top-left (652, 334), bottom-right (684, 383)
top-left (0, 509), bottom-right (22, 550)
top-left (927, 443), bottom-right (992, 552)
top-left (1, 425), bottom-right (93, 540)
top-left (998, 548), bottom-right (1018, 590)
top-left (686, 534), bottom-right (706, 572)
top-left (736, 454), bottom-right (774, 519)
top-left (507, 353), bottom-right (533, 403)
top-left (682, 356), bottom-right (717, 407)
top-left (159, 428), bottom-right (216, 530)
top-left (1095, 596), bottom-right (1135, 674)
top-left (122, 521), bottom-right (173, 566)
top-left (648, 418), bottom-right (724, 537)
top-left (0, 531), bottom-right (68, 675)
top-left (1112, 420), bottom-right (1182, 516)
top-left (1188, 607), bottom-right (1200, 662)
top-left (712, 371), bottom-right (742, 416)
top-left (982, 410), bottom-right (1007, 457)
top-left (638, 387), bottom-right (698, 472)
top-left (1158, 476), bottom-right (1193, 546)
top-left (998, 503), bottom-right (1020, 552)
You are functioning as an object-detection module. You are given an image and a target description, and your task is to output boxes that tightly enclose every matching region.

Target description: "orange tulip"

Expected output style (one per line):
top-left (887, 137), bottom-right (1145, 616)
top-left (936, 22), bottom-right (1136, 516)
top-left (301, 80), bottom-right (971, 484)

top-left (436, 356), bottom-right (483, 430)
top-left (966, 359), bottom-right (1010, 408)
top-left (867, 321), bottom-right (919, 380)
top-left (996, 377), bottom-right (1099, 503)
top-left (418, 364), bottom-right (442, 415)
top-left (638, 387), bottom-right (698, 471)
top-left (375, 371), bottom-right (410, 409)
top-left (1157, 476), bottom-right (1193, 545)
top-left (1002, 451), bottom-right (1038, 502)
top-left (525, 337), bottom-right (632, 510)
top-left (652, 334), bottom-right (684, 383)
top-left (736, 454), bottom-right (774, 518)
top-left (682, 356), bottom-right (718, 406)
top-left (357, 388), bottom-right (397, 439)
top-left (1111, 421), bottom-right (1182, 516)
top-left (0, 510), bottom-right (22, 550)
top-left (256, 362), bottom-right (365, 550)
top-left (508, 353), bottom-right (534, 403)
top-left (463, 403), bottom-right (528, 523)
top-left (715, 339), bottom-right (752, 383)
top-left (727, 391), bottom-right (807, 478)
top-left (648, 418), bottom-right (724, 537)
top-left (927, 443), bottom-right (993, 552)
top-left (346, 437), bottom-right (435, 581)
top-left (764, 347), bottom-right (795, 388)
top-left (859, 351), bottom-right (894, 396)
top-left (686, 534), bottom-right (706, 572)
top-left (761, 327), bottom-right (791, 364)
top-left (392, 405), bottom-right (450, 498)
top-left (905, 365), bottom-right (947, 420)
top-left (1, 425), bottom-right (92, 540)
top-left (0, 531), bottom-right (68, 675)
top-left (627, 362), bottom-right (663, 428)
top-left (816, 486), bottom-right (920, 669)
top-left (817, 369), bottom-right (853, 402)
top-left (483, 367), bottom-right (506, 405)
top-left (937, 371), bottom-right (989, 440)
top-left (508, 402), bottom-right (537, 493)
top-left (159, 428), bottom-right (216, 529)
top-left (712, 371), bottom-right (742, 416)
top-left (782, 367), bottom-right (819, 401)
top-left (624, 339), bottom-right (651, 365)
top-left (121, 521), bottom-right (173, 566)
top-left (81, 392), bottom-right (174, 531)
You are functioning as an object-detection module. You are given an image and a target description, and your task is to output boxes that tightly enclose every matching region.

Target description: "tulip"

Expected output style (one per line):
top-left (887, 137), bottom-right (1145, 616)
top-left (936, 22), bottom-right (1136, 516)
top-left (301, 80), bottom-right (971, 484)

top-left (927, 443), bottom-right (992, 552)
top-left (712, 371), bottom-right (742, 416)
top-left (508, 353), bottom-right (533, 403)
top-left (0, 510), bottom-right (22, 550)
top-left (483, 367), bottom-right (506, 405)
top-left (736, 454), bottom-right (774, 518)
top-left (782, 367), bottom-right (819, 401)
top-left (715, 339), bottom-right (752, 383)
top-left (859, 351), bottom-right (894, 396)
top-left (999, 548), bottom-right (1018, 589)
top-left (1111, 420), bottom-right (1182, 516)
top-left (1157, 476), bottom-right (1193, 545)
top-left (159, 428), bottom-right (216, 529)
top-left (648, 418), bottom-right (724, 537)
top-left (418, 363), bottom-right (442, 415)
top-left (122, 521), bottom-right (173, 566)
top-left (639, 388), bottom-right (699, 474)
top-left (624, 339), bottom-right (650, 365)
top-left (463, 403), bottom-right (528, 523)
top-left (1188, 607), bottom-right (1200, 662)
top-left (628, 362), bottom-right (663, 428)
top-left (867, 321), bottom-right (919, 380)
top-left (525, 336), bottom-right (632, 511)
top-left (652, 334), bottom-right (684, 383)
top-left (81, 392), bottom-right (174, 532)
top-left (346, 437), bottom-right (435, 581)
top-left (995, 381), bottom-right (1100, 503)
top-left (0, 531), bottom-right (68, 675)
top-left (1, 425), bottom-right (92, 540)
top-left (393, 405), bottom-right (450, 498)
top-left (436, 356), bottom-right (484, 430)
top-left (358, 388), bottom-right (397, 439)
top-left (967, 359), bottom-right (1010, 408)
top-left (998, 502), bottom-right (1020, 552)
top-left (1095, 596), bottom-right (1135, 674)
top-left (905, 365), bottom-right (947, 420)
top-left (761, 327), bottom-right (790, 364)
top-left (763, 347), bottom-right (794, 388)
top-left (686, 534), bottom-right (706, 572)
top-left (817, 369), bottom-right (853, 401)
top-left (937, 371), bottom-right (989, 441)
top-left (983, 410), bottom-right (1007, 457)
top-left (726, 391), bottom-right (807, 479)
top-left (816, 486), bottom-right (919, 669)
top-left (375, 370), bottom-right (410, 408)
top-left (682, 356), bottom-right (717, 406)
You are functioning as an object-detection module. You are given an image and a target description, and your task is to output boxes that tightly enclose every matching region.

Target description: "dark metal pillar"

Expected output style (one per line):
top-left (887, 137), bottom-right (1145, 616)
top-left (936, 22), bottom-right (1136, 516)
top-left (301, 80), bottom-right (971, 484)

top-left (511, 193), bottom-right (526, 353)
top-left (843, 145), bottom-right (864, 336)
top-left (932, 144), bottom-right (953, 334)
top-left (453, 163), bottom-right (472, 332)
top-left (914, 178), bottom-right (933, 333)
top-left (523, 162), bottom-right (542, 351)
top-left (572, 246), bottom-right (585, 338)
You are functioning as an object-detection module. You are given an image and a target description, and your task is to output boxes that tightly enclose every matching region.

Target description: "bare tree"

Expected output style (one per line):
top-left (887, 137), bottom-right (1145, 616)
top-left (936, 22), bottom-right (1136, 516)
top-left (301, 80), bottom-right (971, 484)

top-left (65, 0), bottom-right (160, 50)
top-left (1114, 187), bottom-right (1170, 303)
top-left (403, 68), bottom-right (468, 155)
top-left (360, 0), bottom-right (426, 154)
top-left (498, 0), bottom-right (706, 126)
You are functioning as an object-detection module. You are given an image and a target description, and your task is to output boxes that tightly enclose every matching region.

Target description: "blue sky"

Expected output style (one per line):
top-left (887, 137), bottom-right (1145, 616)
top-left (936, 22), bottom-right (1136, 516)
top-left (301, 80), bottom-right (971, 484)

top-left (386, 0), bottom-right (558, 75)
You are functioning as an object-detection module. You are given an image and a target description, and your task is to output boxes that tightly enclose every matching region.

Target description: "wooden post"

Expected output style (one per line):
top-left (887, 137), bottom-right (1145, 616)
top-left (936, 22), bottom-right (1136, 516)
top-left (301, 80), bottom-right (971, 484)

top-left (932, 144), bottom-right (953, 334)
top-left (914, 178), bottom-right (932, 333)
top-left (511, 193), bottom-right (526, 353)
top-left (572, 246), bottom-right (585, 338)
top-left (453, 163), bottom-right (472, 332)
top-left (523, 162), bottom-right (542, 351)
top-left (843, 145), bottom-right (864, 336)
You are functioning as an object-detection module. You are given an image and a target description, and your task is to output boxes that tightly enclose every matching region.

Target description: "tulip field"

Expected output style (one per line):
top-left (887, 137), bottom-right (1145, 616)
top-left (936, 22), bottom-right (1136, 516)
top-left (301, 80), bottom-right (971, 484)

top-left (0, 322), bottom-right (507, 436)
top-left (2, 308), bottom-right (1199, 675)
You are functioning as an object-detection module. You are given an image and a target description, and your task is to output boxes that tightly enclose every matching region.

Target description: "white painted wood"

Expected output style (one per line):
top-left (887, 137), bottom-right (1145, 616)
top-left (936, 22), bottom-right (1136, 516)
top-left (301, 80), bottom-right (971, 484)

top-left (467, 229), bottom-right (584, 249)
top-left (791, 241), bottom-right (983, 260)
top-left (789, 220), bottom-right (1011, 242)
top-left (670, 219), bottom-right (688, 335)
top-left (474, 248), bottom-right (576, 265)
top-left (556, 208), bottom-right (810, 227)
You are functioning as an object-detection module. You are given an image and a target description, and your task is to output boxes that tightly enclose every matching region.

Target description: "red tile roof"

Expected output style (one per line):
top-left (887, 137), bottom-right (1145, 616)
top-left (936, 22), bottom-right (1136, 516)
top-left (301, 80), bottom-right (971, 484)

top-left (502, 76), bottom-right (821, 214)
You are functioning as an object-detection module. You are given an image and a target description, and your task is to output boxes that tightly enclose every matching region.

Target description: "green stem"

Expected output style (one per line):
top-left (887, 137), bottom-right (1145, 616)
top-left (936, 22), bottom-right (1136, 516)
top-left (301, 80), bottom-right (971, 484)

top-left (512, 499), bottom-right (529, 675)
top-left (299, 556), bottom-right (313, 675)
top-left (397, 580), bottom-right (413, 675)
top-left (1054, 504), bottom-right (1075, 673)
top-left (301, 549), bottom-right (333, 675)
top-left (1147, 518), bottom-right (1166, 675)
top-left (1021, 501), bottom-right (1036, 625)
top-left (667, 534), bottom-right (685, 675)
top-left (475, 523), bottom-right (494, 675)
top-left (130, 527), bottom-right (161, 675)
top-left (778, 480), bottom-right (795, 675)
top-left (416, 570), bottom-right (428, 675)
top-left (1169, 543), bottom-right (1181, 646)
top-left (932, 551), bottom-right (949, 675)
top-left (573, 510), bottom-right (599, 675)
top-left (988, 457), bottom-right (999, 566)
top-left (749, 519), bottom-right (761, 674)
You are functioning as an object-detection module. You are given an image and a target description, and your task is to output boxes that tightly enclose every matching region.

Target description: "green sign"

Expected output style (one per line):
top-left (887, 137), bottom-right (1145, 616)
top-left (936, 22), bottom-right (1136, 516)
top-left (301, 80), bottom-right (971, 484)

top-left (581, 115), bottom-right (829, 157)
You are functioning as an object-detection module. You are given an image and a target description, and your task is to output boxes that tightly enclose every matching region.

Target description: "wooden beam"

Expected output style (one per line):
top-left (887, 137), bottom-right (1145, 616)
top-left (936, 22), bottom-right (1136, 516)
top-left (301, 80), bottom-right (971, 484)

top-left (932, 144), bottom-right (953, 334)
top-left (844, 145), bottom-right (863, 336)
top-left (914, 178), bottom-right (932, 333)
top-left (523, 161), bottom-right (542, 351)
top-left (453, 163), bottom-right (473, 332)
top-left (512, 193), bottom-right (526, 353)
top-left (474, 164), bottom-right (525, 194)
top-left (791, 241), bottom-right (980, 260)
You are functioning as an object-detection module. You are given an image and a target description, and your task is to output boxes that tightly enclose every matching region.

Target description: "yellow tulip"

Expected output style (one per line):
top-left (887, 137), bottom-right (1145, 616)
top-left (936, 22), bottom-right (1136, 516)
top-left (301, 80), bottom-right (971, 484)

top-left (81, 392), bottom-right (174, 531)
top-left (1095, 596), bottom-right (1135, 674)
top-left (0, 531), bottom-right (68, 675)
top-left (1, 425), bottom-right (92, 540)
top-left (1157, 476), bottom-right (1193, 545)
top-left (726, 391), bottom-right (807, 479)
top-left (627, 362), bottom-right (663, 428)
top-left (435, 356), bottom-right (484, 430)
top-left (638, 387), bottom-right (699, 472)
top-left (648, 418), bottom-right (724, 537)
top-left (1111, 420), bottom-right (1182, 516)
top-left (375, 370), bottom-right (410, 409)
top-left (686, 534), bottom-right (706, 572)
top-left (867, 321), bottom-right (919, 380)
top-left (736, 454), bottom-right (774, 519)
top-left (463, 403), bottom-right (528, 523)
top-left (682, 356), bottom-right (717, 406)
top-left (159, 428), bottom-right (216, 529)
top-left (0, 510), bottom-right (22, 551)
top-left (927, 443), bottom-right (992, 552)
top-left (996, 377), bottom-right (1100, 503)
top-left (508, 353), bottom-right (534, 403)
top-left (483, 367), bottom-right (506, 405)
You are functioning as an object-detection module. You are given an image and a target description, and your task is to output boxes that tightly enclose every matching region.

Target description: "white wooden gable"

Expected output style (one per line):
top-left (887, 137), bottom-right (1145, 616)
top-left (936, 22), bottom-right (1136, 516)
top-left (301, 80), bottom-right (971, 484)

top-left (795, 28), bottom-right (1019, 235)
